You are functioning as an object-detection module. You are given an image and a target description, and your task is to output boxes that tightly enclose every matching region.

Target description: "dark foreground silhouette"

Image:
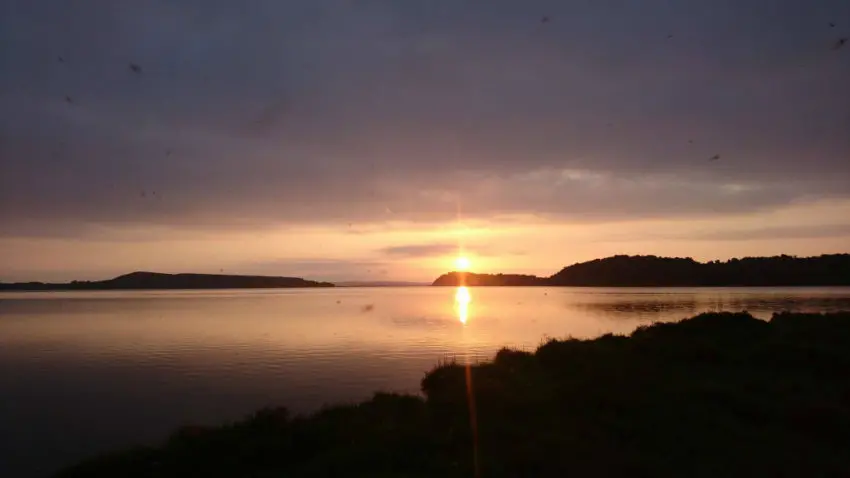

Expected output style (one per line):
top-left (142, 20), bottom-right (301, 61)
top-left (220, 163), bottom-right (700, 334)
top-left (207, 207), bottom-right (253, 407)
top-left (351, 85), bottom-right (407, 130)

top-left (0, 271), bottom-right (334, 291)
top-left (433, 253), bottom-right (850, 286)
top-left (56, 311), bottom-right (850, 477)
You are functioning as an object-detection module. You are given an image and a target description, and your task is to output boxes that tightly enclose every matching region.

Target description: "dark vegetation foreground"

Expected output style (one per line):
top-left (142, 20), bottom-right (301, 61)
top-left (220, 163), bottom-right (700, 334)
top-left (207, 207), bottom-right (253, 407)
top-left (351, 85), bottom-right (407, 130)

top-left (57, 312), bottom-right (850, 477)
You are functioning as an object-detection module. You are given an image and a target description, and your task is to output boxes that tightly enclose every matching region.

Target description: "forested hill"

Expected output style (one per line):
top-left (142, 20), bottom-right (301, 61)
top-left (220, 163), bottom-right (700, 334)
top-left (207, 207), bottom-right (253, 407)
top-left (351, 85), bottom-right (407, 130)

top-left (432, 272), bottom-right (547, 287)
top-left (0, 271), bottom-right (335, 291)
top-left (432, 254), bottom-right (850, 287)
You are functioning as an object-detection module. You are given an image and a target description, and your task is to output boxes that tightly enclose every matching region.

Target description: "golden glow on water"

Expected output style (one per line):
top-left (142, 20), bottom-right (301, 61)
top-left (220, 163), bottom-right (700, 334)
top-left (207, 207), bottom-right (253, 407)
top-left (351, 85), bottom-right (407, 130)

top-left (453, 283), bottom-right (480, 476)
top-left (455, 286), bottom-right (471, 324)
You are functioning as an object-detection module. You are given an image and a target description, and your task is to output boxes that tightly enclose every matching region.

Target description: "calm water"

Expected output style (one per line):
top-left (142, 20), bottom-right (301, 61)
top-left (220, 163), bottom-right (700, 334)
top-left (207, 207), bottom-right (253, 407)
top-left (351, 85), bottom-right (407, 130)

top-left (2, 286), bottom-right (850, 477)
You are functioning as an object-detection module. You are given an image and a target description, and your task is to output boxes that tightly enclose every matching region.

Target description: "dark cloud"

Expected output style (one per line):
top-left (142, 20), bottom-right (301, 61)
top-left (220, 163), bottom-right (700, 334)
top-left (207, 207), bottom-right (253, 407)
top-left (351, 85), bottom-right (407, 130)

top-left (689, 224), bottom-right (850, 242)
top-left (380, 243), bottom-right (458, 258)
top-left (2, 0), bottom-right (849, 236)
top-left (600, 223), bottom-right (850, 243)
top-left (378, 242), bottom-right (522, 258)
top-left (240, 258), bottom-right (390, 281)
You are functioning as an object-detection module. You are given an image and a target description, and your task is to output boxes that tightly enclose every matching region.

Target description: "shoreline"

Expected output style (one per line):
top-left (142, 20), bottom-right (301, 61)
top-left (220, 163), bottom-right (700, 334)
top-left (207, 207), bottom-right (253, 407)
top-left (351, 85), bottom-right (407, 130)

top-left (57, 310), bottom-right (850, 477)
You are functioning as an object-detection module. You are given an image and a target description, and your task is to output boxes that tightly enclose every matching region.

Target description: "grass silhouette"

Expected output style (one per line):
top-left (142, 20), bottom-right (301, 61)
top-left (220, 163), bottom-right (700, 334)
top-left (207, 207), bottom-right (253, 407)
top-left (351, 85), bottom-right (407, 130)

top-left (56, 311), bottom-right (850, 477)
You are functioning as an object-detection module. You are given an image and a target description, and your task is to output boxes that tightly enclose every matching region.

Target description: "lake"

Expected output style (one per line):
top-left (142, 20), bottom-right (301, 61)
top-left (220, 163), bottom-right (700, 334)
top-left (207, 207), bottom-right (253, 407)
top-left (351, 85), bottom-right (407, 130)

top-left (2, 286), bottom-right (850, 477)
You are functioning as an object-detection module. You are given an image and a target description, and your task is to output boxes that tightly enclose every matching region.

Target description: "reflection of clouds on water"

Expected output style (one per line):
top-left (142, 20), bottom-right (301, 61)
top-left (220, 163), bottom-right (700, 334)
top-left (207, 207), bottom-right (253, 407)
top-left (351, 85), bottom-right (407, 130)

top-left (571, 301), bottom-right (698, 318)
top-left (392, 287), bottom-right (473, 328)
top-left (390, 288), bottom-right (474, 329)
top-left (390, 315), bottom-right (454, 329)
top-left (569, 295), bottom-right (850, 322)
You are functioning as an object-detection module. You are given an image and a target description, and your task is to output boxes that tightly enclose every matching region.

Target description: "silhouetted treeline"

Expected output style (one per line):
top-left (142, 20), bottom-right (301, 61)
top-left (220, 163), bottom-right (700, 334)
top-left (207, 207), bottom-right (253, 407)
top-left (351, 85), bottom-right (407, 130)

top-left (432, 254), bottom-right (850, 286)
top-left (0, 271), bottom-right (334, 291)
top-left (56, 311), bottom-right (850, 477)
top-left (432, 272), bottom-right (548, 286)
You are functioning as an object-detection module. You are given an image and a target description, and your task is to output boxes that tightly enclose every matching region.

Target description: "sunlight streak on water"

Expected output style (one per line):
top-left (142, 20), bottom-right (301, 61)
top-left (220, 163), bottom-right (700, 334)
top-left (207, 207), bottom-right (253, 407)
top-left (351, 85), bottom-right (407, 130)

top-left (454, 286), bottom-right (471, 324)
top-left (452, 286), bottom-right (479, 475)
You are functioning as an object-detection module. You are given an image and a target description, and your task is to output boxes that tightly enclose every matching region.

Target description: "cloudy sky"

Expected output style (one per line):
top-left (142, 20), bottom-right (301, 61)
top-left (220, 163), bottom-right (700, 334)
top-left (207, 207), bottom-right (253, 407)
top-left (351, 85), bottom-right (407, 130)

top-left (1, 0), bottom-right (849, 282)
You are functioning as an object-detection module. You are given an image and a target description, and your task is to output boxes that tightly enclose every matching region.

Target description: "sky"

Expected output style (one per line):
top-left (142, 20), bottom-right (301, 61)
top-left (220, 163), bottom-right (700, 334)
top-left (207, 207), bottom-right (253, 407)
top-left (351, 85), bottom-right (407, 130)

top-left (1, 0), bottom-right (849, 282)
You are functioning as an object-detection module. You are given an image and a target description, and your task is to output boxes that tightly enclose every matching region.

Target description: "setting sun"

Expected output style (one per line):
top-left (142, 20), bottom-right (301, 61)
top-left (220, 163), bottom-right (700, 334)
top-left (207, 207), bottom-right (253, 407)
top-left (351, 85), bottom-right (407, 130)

top-left (455, 256), bottom-right (471, 271)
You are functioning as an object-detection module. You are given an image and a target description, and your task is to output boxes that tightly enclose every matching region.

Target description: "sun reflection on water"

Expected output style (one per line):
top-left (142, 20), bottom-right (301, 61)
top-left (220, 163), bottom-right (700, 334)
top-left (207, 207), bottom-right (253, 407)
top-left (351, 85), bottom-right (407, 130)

top-left (455, 286), bottom-right (471, 324)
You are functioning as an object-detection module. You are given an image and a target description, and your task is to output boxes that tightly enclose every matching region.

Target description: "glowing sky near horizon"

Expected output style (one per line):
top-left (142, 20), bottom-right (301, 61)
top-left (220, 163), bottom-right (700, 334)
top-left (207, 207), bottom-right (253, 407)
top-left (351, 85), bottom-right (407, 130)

top-left (1, 0), bottom-right (849, 282)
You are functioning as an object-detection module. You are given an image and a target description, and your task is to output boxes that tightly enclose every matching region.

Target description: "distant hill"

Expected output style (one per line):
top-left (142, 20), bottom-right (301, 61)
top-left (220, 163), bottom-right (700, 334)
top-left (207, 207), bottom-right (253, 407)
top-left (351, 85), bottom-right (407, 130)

top-left (432, 272), bottom-right (547, 287)
top-left (0, 271), bottom-right (334, 291)
top-left (432, 254), bottom-right (850, 287)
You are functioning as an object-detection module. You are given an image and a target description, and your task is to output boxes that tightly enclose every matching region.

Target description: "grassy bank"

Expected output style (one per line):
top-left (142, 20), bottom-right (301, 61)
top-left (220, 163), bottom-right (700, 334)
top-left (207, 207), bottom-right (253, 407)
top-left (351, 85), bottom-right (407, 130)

top-left (57, 311), bottom-right (850, 477)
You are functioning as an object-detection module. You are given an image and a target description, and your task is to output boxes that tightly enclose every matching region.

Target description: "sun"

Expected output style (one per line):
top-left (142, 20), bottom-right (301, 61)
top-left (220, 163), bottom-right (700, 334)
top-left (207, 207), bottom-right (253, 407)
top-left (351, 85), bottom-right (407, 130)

top-left (455, 256), bottom-right (471, 271)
